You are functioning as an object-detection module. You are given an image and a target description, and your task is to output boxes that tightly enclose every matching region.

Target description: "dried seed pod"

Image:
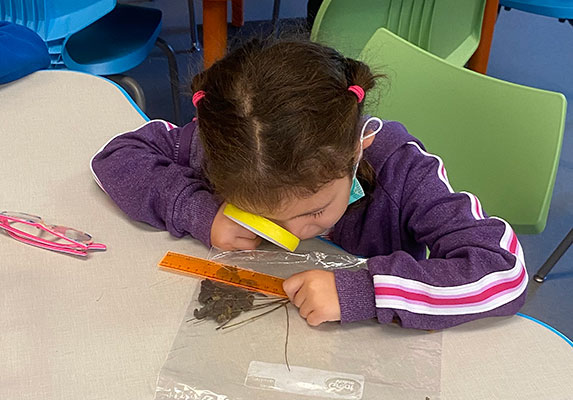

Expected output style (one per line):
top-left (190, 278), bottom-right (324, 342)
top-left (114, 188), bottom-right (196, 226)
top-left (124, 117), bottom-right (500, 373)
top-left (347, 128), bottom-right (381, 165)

top-left (193, 279), bottom-right (259, 324)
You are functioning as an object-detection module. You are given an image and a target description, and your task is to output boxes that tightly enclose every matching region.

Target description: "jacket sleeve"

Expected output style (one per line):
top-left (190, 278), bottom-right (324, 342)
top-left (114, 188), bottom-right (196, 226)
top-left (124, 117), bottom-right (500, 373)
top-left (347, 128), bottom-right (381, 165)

top-left (334, 141), bottom-right (528, 330)
top-left (90, 120), bottom-right (220, 247)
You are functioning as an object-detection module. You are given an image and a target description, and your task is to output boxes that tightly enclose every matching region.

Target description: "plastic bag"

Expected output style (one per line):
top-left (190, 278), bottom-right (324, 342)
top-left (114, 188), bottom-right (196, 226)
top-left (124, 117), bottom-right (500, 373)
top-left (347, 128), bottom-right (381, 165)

top-left (209, 249), bottom-right (367, 273)
top-left (154, 249), bottom-right (442, 400)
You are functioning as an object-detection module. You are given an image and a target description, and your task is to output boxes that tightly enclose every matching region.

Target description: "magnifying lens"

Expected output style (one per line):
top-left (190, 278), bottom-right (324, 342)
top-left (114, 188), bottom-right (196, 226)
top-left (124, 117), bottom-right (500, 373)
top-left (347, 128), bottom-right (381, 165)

top-left (223, 204), bottom-right (300, 251)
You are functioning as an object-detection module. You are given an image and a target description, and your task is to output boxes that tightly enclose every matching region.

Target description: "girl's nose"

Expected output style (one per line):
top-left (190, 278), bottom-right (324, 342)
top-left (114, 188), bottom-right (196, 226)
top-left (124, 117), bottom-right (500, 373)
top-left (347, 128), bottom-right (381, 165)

top-left (280, 220), bottom-right (304, 239)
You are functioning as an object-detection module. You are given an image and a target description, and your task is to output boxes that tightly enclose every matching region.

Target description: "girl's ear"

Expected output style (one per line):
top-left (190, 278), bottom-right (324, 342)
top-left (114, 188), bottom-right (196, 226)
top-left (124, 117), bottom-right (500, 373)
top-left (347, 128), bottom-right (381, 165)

top-left (362, 130), bottom-right (376, 149)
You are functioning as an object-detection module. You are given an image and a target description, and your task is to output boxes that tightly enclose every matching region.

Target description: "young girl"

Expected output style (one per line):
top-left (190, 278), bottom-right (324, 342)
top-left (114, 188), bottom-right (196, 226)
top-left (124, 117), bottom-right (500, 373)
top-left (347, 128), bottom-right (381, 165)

top-left (91, 38), bottom-right (527, 331)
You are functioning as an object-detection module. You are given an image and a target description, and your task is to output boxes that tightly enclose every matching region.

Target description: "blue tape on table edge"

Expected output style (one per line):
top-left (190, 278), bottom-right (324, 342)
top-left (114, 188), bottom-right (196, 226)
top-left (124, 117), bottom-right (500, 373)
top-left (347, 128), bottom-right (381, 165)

top-left (517, 313), bottom-right (573, 347)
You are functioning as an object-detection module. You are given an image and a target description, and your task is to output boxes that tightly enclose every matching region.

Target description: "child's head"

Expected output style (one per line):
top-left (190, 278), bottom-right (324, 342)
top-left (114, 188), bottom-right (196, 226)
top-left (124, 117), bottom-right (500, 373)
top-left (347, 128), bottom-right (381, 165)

top-left (192, 38), bottom-right (380, 239)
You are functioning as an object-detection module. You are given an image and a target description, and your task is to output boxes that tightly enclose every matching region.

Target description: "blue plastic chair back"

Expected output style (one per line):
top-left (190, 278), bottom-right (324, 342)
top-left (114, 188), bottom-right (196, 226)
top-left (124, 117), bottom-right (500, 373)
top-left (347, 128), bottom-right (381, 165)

top-left (500, 0), bottom-right (573, 19)
top-left (0, 0), bottom-right (115, 42)
top-left (62, 4), bottom-right (162, 75)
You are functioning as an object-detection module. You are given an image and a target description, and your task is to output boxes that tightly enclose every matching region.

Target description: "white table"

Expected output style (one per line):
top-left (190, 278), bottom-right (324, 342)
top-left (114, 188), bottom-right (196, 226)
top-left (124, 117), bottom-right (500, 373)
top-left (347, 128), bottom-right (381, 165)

top-left (1, 71), bottom-right (572, 399)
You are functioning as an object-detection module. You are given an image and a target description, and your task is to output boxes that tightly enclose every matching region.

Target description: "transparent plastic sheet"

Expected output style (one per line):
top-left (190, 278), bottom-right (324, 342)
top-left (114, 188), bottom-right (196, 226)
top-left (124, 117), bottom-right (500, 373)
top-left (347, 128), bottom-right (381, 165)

top-left (155, 249), bottom-right (443, 400)
top-left (211, 249), bottom-right (368, 271)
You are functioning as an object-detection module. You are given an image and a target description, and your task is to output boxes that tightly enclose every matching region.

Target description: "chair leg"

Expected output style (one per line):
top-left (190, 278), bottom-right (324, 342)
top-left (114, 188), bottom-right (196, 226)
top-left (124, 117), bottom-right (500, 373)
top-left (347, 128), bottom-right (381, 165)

top-left (231, 0), bottom-right (244, 27)
top-left (187, 0), bottom-right (201, 52)
top-left (155, 37), bottom-right (182, 126)
top-left (467, 0), bottom-right (499, 74)
top-left (107, 74), bottom-right (146, 112)
top-left (175, 0), bottom-right (201, 54)
top-left (533, 229), bottom-right (573, 283)
top-left (272, 0), bottom-right (281, 37)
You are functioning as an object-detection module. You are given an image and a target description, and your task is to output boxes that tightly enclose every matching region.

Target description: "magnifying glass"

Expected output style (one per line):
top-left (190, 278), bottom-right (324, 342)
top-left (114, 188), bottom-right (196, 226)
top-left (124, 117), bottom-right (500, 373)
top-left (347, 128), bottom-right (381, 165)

top-left (223, 203), bottom-right (300, 251)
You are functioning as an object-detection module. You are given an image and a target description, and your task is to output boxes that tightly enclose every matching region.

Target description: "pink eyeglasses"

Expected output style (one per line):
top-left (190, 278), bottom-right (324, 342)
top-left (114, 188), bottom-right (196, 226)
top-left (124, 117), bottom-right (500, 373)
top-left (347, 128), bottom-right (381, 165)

top-left (0, 211), bottom-right (107, 256)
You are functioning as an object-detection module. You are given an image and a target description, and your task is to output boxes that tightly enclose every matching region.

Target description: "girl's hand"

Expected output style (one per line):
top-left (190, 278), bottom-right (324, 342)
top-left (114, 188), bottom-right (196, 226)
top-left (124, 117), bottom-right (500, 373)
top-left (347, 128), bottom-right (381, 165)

top-left (210, 202), bottom-right (263, 250)
top-left (283, 270), bottom-right (341, 326)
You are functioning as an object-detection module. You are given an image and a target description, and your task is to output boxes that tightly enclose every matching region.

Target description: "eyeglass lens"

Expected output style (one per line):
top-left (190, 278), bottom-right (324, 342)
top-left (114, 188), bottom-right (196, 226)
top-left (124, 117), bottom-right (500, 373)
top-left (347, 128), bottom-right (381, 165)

top-left (1, 211), bottom-right (92, 244)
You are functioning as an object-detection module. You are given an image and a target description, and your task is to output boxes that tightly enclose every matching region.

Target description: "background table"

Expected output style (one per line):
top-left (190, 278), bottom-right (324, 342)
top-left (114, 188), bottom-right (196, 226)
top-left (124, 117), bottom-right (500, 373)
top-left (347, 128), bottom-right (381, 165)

top-left (1, 71), bottom-right (572, 399)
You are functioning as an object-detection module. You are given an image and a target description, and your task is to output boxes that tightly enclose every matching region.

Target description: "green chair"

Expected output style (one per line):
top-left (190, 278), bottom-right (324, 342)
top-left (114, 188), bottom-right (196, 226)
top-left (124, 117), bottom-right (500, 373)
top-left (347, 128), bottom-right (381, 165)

top-left (359, 28), bottom-right (566, 234)
top-left (311, 0), bottom-right (486, 66)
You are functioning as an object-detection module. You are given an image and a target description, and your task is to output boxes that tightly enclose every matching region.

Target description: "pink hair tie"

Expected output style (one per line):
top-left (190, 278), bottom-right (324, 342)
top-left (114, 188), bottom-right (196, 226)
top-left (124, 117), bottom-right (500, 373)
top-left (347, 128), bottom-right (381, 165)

top-left (348, 85), bottom-right (365, 103)
top-left (192, 90), bottom-right (206, 107)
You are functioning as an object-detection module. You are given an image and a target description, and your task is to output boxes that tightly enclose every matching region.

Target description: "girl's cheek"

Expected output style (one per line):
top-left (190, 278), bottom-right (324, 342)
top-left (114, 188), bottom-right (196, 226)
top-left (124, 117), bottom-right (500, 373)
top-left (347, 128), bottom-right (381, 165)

top-left (323, 207), bottom-right (347, 229)
top-left (297, 224), bottom-right (326, 240)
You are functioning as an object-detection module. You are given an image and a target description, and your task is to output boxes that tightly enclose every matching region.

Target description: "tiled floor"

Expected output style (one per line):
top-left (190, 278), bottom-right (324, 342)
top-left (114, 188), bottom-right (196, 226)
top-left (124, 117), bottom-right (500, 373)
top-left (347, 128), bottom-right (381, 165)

top-left (126, 3), bottom-right (572, 340)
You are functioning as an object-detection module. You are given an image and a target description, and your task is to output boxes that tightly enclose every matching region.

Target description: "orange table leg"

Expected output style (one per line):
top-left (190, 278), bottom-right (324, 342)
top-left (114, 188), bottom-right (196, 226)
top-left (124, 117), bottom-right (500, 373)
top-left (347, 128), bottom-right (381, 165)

top-left (203, 0), bottom-right (228, 69)
top-left (467, 0), bottom-right (500, 74)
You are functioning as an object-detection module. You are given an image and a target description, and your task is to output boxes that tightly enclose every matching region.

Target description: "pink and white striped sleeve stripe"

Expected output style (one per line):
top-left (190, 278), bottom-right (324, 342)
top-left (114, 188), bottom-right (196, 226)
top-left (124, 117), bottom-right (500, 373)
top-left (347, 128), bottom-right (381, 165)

top-left (371, 142), bottom-right (528, 316)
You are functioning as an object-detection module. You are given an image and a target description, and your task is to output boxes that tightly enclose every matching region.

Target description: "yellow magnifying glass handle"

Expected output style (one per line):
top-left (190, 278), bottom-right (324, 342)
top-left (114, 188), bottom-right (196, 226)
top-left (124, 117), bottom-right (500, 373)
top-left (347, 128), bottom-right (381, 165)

top-left (223, 204), bottom-right (300, 252)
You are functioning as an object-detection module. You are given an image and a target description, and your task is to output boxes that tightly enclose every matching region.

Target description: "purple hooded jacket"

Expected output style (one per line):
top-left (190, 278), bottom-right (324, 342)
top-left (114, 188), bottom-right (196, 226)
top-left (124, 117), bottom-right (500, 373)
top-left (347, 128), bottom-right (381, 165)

top-left (91, 119), bottom-right (527, 330)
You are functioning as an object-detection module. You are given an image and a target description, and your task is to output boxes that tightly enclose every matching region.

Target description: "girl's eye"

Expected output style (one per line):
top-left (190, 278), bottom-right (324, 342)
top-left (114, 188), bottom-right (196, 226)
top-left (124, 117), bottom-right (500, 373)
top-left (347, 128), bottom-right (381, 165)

top-left (310, 210), bottom-right (324, 219)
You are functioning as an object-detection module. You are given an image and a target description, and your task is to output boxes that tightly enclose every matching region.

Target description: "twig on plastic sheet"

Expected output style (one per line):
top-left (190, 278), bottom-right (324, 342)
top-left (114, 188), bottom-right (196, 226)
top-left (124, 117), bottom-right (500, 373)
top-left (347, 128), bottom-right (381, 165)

top-left (185, 317), bottom-right (210, 325)
top-left (187, 298), bottom-right (283, 324)
top-left (249, 298), bottom-right (288, 310)
top-left (218, 299), bottom-right (289, 330)
top-left (218, 299), bottom-right (292, 371)
top-left (191, 279), bottom-right (289, 327)
top-left (192, 278), bottom-right (293, 371)
top-left (284, 302), bottom-right (291, 371)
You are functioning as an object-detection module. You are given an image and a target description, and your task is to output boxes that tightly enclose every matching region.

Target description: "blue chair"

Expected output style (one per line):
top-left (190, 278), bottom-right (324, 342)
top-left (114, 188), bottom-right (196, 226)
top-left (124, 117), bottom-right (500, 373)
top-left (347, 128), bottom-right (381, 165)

top-left (60, 3), bottom-right (181, 124)
top-left (0, 21), bottom-right (50, 84)
top-left (0, 1), bottom-right (182, 125)
top-left (0, 0), bottom-right (114, 41)
top-left (0, 0), bottom-right (115, 67)
top-left (500, 0), bottom-right (573, 21)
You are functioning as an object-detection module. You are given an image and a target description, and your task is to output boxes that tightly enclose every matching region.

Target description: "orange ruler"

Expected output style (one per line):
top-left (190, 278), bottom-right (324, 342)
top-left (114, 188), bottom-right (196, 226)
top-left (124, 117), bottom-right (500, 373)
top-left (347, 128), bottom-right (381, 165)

top-left (158, 251), bottom-right (288, 298)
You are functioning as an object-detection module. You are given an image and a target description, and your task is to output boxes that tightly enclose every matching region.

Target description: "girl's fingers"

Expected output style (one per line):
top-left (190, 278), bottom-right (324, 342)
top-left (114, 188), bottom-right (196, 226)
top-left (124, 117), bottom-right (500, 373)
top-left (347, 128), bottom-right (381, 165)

top-left (291, 284), bottom-right (307, 308)
top-left (223, 210), bottom-right (258, 239)
top-left (306, 311), bottom-right (323, 327)
top-left (247, 236), bottom-right (262, 248)
top-left (283, 273), bottom-right (306, 302)
top-left (235, 226), bottom-right (258, 240)
top-left (232, 237), bottom-right (261, 250)
top-left (298, 300), bottom-right (312, 318)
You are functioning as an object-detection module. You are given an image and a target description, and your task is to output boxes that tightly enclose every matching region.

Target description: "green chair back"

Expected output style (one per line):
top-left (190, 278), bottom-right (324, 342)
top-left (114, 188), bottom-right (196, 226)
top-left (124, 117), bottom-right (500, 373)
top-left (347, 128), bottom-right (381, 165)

top-left (359, 28), bottom-right (566, 234)
top-left (311, 0), bottom-right (486, 66)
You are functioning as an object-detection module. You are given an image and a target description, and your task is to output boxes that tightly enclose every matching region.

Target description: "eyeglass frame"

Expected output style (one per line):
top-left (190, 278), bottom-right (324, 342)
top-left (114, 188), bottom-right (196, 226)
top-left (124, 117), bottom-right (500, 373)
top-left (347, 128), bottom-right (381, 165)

top-left (0, 211), bottom-right (106, 256)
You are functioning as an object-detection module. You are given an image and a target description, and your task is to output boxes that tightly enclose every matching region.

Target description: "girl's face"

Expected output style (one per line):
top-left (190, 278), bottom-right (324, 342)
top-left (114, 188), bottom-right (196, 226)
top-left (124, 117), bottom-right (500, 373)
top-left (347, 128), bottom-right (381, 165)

top-left (253, 124), bottom-right (378, 241)
top-left (262, 177), bottom-right (353, 240)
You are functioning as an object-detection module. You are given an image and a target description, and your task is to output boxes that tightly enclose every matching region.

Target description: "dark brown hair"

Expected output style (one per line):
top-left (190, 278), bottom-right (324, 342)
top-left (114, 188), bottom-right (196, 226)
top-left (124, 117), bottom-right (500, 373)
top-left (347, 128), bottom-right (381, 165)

top-left (192, 37), bottom-right (381, 214)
